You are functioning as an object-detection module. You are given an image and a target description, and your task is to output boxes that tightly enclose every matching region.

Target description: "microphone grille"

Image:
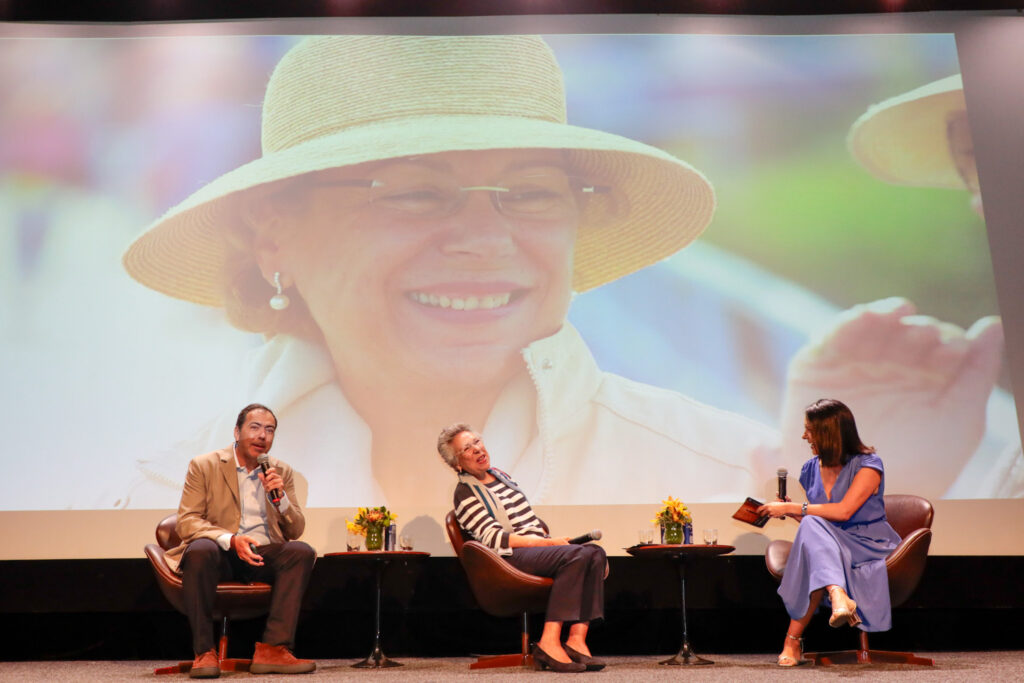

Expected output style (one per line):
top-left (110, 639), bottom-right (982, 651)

top-left (777, 467), bottom-right (788, 477)
top-left (257, 454), bottom-right (271, 465)
top-left (592, 529), bottom-right (603, 540)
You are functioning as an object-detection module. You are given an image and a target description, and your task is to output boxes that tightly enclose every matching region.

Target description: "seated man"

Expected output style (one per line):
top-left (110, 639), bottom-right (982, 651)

top-left (163, 403), bottom-right (316, 678)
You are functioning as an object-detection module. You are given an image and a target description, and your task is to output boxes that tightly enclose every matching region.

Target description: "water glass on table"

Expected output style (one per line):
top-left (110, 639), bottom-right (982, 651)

top-left (702, 528), bottom-right (718, 545)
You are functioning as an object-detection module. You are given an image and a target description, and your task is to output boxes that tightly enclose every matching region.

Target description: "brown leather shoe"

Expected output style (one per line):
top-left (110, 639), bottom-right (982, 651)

top-left (250, 642), bottom-right (316, 675)
top-left (188, 649), bottom-right (220, 678)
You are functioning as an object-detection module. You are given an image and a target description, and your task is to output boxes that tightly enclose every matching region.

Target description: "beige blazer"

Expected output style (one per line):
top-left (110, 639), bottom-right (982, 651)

top-left (164, 447), bottom-right (306, 573)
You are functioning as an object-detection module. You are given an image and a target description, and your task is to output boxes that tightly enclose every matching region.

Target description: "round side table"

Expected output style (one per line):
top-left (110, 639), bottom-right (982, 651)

top-left (323, 550), bottom-right (430, 668)
top-left (626, 544), bottom-right (735, 665)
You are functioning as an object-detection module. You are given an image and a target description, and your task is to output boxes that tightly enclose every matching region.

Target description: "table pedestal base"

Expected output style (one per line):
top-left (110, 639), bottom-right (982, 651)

top-left (352, 645), bottom-right (402, 669)
top-left (660, 641), bottom-right (713, 666)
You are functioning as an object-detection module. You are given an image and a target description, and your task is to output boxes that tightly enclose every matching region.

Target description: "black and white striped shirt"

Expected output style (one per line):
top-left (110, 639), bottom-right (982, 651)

top-left (454, 478), bottom-right (547, 556)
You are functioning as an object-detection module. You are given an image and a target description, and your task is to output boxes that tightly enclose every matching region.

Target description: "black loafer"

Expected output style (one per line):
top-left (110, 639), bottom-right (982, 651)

top-left (564, 644), bottom-right (606, 671)
top-left (531, 643), bottom-right (587, 673)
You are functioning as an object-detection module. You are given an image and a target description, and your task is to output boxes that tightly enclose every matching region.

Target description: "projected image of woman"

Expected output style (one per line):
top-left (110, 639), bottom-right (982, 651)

top-left (111, 35), bottom-right (1009, 508)
top-left (117, 35), bottom-right (775, 508)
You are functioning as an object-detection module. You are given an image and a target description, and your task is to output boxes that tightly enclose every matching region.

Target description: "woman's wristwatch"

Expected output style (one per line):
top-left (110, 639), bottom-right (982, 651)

top-left (801, 502), bottom-right (808, 516)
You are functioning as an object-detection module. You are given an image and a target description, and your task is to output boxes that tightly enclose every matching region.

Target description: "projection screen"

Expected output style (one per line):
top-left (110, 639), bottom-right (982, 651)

top-left (2, 12), bottom-right (1022, 558)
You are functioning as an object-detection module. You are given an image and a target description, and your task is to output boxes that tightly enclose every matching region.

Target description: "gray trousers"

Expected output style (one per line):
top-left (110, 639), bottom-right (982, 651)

top-left (506, 543), bottom-right (606, 623)
top-left (180, 538), bottom-right (316, 655)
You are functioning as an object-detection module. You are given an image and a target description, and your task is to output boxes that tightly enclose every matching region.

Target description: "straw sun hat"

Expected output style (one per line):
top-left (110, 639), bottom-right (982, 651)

top-left (848, 74), bottom-right (967, 190)
top-left (124, 35), bottom-right (716, 307)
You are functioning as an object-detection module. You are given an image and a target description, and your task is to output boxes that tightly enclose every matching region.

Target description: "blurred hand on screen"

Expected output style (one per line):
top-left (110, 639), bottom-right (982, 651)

top-left (781, 297), bottom-right (1004, 498)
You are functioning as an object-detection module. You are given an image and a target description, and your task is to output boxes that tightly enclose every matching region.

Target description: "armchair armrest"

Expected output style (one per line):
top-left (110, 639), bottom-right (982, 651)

top-left (764, 539), bottom-right (793, 582)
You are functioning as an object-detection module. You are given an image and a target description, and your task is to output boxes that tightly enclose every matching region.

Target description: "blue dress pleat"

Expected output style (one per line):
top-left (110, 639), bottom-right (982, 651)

top-left (777, 453), bottom-right (902, 632)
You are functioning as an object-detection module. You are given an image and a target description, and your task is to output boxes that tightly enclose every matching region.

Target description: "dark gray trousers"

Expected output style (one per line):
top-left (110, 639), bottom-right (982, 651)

top-left (179, 538), bottom-right (316, 655)
top-left (506, 543), bottom-right (606, 623)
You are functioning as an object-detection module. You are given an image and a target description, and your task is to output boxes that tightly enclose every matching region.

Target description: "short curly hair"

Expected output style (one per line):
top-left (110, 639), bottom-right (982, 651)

top-left (437, 422), bottom-right (473, 471)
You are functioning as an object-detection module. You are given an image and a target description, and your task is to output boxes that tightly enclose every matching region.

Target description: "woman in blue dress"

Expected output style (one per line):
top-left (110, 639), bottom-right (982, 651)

top-left (759, 398), bottom-right (902, 666)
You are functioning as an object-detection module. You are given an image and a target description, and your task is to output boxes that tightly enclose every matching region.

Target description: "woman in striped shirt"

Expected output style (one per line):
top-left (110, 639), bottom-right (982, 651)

top-left (438, 423), bottom-right (607, 673)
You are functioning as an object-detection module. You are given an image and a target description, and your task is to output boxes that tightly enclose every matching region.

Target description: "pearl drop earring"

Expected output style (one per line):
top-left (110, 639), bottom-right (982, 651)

top-left (269, 272), bottom-right (290, 311)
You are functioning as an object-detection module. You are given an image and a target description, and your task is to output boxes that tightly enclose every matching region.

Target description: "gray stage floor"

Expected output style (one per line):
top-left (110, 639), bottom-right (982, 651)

top-left (1, 652), bottom-right (1021, 682)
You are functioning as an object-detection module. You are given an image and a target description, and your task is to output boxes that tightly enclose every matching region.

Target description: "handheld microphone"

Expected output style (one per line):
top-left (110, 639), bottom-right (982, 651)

top-left (256, 454), bottom-right (283, 506)
top-left (568, 530), bottom-right (603, 545)
top-left (777, 467), bottom-right (788, 520)
top-left (777, 467), bottom-right (788, 501)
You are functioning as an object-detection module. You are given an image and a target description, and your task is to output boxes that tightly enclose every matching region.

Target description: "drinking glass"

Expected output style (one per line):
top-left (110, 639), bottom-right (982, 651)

top-left (638, 528), bottom-right (654, 545)
top-left (702, 528), bottom-right (718, 545)
top-left (399, 534), bottom-right (414, 551)
top-left (346, 532), bottom-right (361, 552)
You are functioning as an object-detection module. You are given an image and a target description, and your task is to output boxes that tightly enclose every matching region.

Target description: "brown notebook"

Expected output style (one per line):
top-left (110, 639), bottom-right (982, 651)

top-left (732, 497), bottom-right (770, 528)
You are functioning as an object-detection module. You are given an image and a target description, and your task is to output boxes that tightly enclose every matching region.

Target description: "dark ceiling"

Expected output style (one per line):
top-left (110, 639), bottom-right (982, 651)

top-left (1, 0), bottom-right (1021, 23)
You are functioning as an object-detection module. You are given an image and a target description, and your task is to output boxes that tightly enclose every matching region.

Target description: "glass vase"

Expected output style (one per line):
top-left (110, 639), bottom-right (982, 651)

top-left (365, 525), bottom-right (384, 551)
top-left (664, 521), bottom-right (683, 544)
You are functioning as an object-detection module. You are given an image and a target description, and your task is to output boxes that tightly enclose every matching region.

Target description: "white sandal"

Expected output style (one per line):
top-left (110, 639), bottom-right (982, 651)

top-left (777, 633), bottom-right (805, 667)
top-left (828, 586), bottom-right (862, 628)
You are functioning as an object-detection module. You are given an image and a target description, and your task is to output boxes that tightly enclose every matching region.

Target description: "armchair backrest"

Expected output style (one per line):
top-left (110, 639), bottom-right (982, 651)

top-left (445, 510), bottom-right (469, 557)
top-left (156, 513), bottom-right (181, 550)
top-left (883, 495), bottom-right (934, 538)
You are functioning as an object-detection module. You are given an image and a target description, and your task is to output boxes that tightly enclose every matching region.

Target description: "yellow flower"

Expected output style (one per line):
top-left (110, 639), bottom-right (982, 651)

top-left (653, 496), bottom-right (693, 525)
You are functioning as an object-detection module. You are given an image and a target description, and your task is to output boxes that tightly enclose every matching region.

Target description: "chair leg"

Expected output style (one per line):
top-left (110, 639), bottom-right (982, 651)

top-left (216, 616), bottom-right (254, 673)
top-left (468, 612), bottom-right (535, 670)
top-left (806, 630), bottom-right (934, 666)
top-left (218, 618), bottom-right (229, 661)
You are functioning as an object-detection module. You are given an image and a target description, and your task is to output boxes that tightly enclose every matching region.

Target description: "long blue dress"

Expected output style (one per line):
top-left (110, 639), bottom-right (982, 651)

top-left (777, 453), bottom-right (902, 631)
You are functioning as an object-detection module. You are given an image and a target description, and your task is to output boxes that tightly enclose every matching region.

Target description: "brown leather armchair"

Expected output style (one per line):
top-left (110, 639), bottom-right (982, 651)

top-left (764, 494), bottom-right (934, 666)
top-left (444, 510), bottom-right (553, 669)
top-left (144, 513), bottom-right (273, 675)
